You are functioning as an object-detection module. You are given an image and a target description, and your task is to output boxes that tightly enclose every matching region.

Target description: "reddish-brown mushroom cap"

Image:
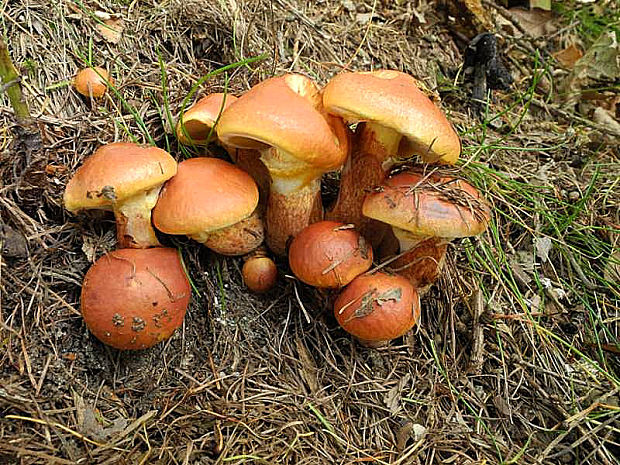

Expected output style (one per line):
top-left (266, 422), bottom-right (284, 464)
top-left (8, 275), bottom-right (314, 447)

top-left (362, 171), bottom-right (490, 239)
top-left (322, 70), bottom-right (461, 164)
top-left (334, 272), bottom-right (420, 346)
top-left (363, 171), bottom-right (490, 292)
top-left (81, 248), bottom-right (191, 350)
top-left (152, 157), bottom-right (263, 255)
top-left (176, 93), bottom-right (238, 145)
top-left (289, 221), bottom-right (373, 288)
top-left (74, 67), bottom-right (112, 98)
top-left (63, 142), bottom-right (177, 248)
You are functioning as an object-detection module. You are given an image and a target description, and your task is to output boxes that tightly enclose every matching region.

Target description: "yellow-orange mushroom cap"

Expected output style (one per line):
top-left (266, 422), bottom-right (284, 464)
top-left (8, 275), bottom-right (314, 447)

top-left (63, 142), bottom-right (177, 249)
top-left (216, 74), bottom-right (349, 255)
top-left (322, 70), bottom-right (461, 165)
top-left (153, 157), bottom-right (263, 256)
top-left (176, 93), bottom-right (238, 145)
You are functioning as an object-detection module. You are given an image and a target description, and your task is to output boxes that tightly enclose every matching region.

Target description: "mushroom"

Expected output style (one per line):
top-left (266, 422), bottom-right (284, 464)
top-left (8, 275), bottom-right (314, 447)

top-left (217, 74), bottom-right (349, 256)
top-left (288, 221), bottom-right (373, 289)
top-left (362, 170), bottom-right (491, 293)
top-left (176, 93), bottom-right (271, 204)
top-left (64, 142), bottom-right (177, 249)
top-left (322, 70), bottom-right (461, 245)
top-left (152, 157), bottom-right (264, 256)
top-left (242, 247), bottom-right (278, 293)
top-left (334, 272), bottom-right (420, 347)
top-left (74, 66), bottom-right (112, 98)
top-left (81, 247), bottom-right (191, 350)
top-left (176, 93), bottom-right (237, 145)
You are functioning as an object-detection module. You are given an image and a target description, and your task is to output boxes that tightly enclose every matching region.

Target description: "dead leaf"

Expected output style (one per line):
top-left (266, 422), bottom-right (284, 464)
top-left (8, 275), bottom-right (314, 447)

top-left (534, 236), bottom-right (553, 263)
top-left (553, 44), bottom-right (584, 69)
top-left (530, 0), bottom-right (551, 10)
top-left (509, 8), bottom-right (556, 38)
top-left (80, 404), bottom-right (128, 441)
top-left (81, 235), bottom-right (98, 263)
top-left (592, 107), bottom-right (620, 138)
top-left (562, 32), bottom-right (620, 105)
top-left (295, 337), bottom-right (319, 394)
top-left (383, 373), bottom-right (411, 414)
top-left (97, 17), bottom-right (124, 44)
top-left (603, 250), bottom-right (620, 284)
top-left (493, 394), bottom-right (511, 416)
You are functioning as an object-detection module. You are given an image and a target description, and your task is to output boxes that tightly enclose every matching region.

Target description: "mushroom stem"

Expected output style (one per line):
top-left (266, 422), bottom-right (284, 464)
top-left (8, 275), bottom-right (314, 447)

top-left (327, 122), bottom-right (402, 247)
top-left (391, 227), bottom-right (448, 294)
top-left (114, 186), bottom-right (162, 249)
top-left (189, 209), bottom-right (264, 256)
top-left (265, 176), bottom-right (323, 256)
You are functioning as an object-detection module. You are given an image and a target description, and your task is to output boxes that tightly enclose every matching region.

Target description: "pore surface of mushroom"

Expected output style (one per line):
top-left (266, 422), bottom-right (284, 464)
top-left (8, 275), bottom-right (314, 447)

top-left (288, 221), bottom-right (373, 288)
top-left (152, 157), bottom-right (263, 256)
top-left (217, 74), bottom-right (349, 255)
top-left (64, 142), bottom-right (177, 249)
top-left (334, 272), bottom-right (420, 347)
top-left (81, 247), bottom-right (191, 350)
top-left (363, 170), bottom-right (490, 292)
top-left (322, 70), bottom-right (461, 245)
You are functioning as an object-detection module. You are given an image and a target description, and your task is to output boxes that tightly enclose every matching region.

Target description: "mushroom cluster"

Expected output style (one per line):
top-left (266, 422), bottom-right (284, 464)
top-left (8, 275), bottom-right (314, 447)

top-left (66, 69), bottom-right (491, 350)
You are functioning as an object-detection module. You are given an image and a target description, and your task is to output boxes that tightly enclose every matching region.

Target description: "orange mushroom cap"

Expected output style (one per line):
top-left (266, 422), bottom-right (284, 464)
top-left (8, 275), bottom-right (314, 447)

top-left (153, 157), bottom-right (258, 235)
top-left (217, 74), bottom-right (348, 178)
top-left (153, 157), bottom-right (263, 255)
top-left (81, 248), bottom-right (191, 350)
top-left (64, 142), bottom-right (177, 212)
top-left (242, 251), bottom-right (278, 294)
top-left (289, 221), bottom-right (373, 288)
top-left (176, 93), bottom-right (238, 145)
top-left (74, 66), bottom-right (112, 98)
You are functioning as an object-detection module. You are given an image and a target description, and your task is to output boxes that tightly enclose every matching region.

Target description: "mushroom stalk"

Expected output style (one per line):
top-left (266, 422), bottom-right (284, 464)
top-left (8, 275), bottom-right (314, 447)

top-left (327, 122), bottom-right (402, 247)
top-left (189, 209), bottom-right (264, 256)
top-left (263, 168), bottom-right (323, 256)
top-left (390, 227), bottom-right (448, 294)
top-left (114, 186), bottom-right (162, 249)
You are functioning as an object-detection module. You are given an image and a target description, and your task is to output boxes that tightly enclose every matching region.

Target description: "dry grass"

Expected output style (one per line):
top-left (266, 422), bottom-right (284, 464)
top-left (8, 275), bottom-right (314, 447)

top-left (1, 0), bottom-right (619, 464)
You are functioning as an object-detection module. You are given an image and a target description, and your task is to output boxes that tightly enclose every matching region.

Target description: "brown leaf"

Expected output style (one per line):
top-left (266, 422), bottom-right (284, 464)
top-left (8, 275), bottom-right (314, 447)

top-left (97, 17), bottom-right (124, 44)
top-left (553, 44), bottom-right (584, 69)
top-left (383, 373), bottom-right (411, 414)
top-left (509, 8), bottom-right (556, 38)
top-left (562, 32), bottom-right (620, 105)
